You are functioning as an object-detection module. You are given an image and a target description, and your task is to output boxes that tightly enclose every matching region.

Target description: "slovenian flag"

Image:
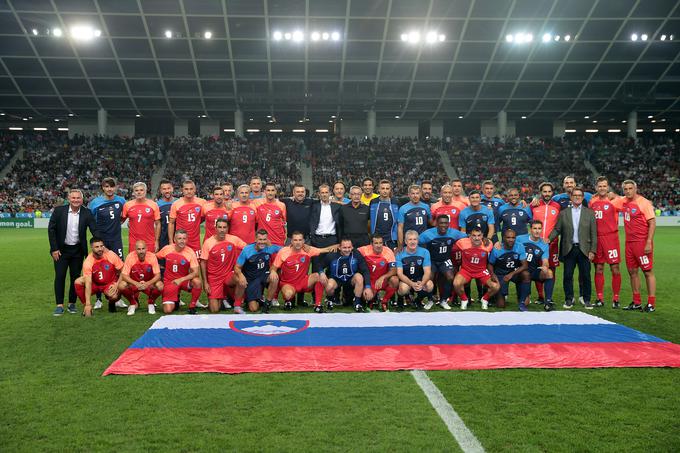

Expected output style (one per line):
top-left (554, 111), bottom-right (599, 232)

top-left (104, 312), bottom-right (680, 375)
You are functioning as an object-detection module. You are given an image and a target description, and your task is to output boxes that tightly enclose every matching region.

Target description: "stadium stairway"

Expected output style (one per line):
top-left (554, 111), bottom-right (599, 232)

top-left (300, 159), bottom-right (314, 194)
top-left (583, 158), bottom-right (600, 180)
top-left (150, 161), bottom-right (167, 193)
top-left (437, 148), bottom-right (459, 180)
top-left (0, 146), bottom-right (24, 179)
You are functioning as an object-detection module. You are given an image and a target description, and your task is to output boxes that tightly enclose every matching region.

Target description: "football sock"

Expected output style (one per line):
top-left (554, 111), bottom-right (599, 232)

top-left (647, 295), bottom-right (656, 307)
top-left (544, 278), bottom-right (555, 301)
top-left (633, 292), bottom-right (641, 305)
top-left (612, 274), bottom-right (621, 301)
top-left (189, 287), bottom-right (202, 308)
top-left (594, 272), bottom-right (605, 300)
top-left (535, 281), bottom-right (545, 299)
top-left (518, 282), bottom-right (531, 305)
top-left (382, 286), bottom-right (396, 303)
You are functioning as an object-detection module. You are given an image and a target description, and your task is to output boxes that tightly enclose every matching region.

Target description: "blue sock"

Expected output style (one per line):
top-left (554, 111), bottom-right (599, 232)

top-left (544, 278), bottom-right (555, 301)
top-left (519, 282), bottom-right (531, 305)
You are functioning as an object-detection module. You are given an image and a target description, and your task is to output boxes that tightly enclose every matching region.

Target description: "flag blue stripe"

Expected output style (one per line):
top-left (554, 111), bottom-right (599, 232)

top-left (129, 324), bottom-right (665, 349)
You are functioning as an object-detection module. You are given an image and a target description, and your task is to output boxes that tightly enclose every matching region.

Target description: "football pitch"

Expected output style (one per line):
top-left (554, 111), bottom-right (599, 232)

top-left (1, 228), bottom-right (679, 452)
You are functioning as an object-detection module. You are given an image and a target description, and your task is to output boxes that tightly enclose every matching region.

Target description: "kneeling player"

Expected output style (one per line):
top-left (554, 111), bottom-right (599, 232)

top-left (269, 232), bottom-right (336, 311)
top-left (75, 237), bottom-right (124, 317)
top-left (516, 220), bottom-right (555, 311)
top-left (235, 229), bottom-right (282, 313)
top-left (118, 239), bottom-right (163, 315)
top-left (452, 228), bottom-right (499, 310)
top-left (358, 236), bottom-right (399, 312)
top-left (200, 218), bottom-right (247, 314)
top-left (156, 229), bottom-right (202, 314)
top-left (396, 230), bottom-right (434, 311)
top-left (489, 229), bottom-right (530, 311)
top-left (318, 238), bottom-right (372, 313)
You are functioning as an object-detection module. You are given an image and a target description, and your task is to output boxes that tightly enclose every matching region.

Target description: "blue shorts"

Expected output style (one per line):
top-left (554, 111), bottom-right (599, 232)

top-left (104, 238), bottom-right (124, 259)
top-left (432, 260), bottom-right (454, 275)
top-left (245, 276), bottom-right (268, 302)
top-left (528, 267), bottom-right (543, 281)
top-left (496, 273), bottom-right (522, 296)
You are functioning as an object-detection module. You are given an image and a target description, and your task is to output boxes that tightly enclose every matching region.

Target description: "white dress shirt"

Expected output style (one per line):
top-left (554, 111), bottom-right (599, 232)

top-left (571, 204), bottom-right (582, 244)
top-left (65, 207), bottom-right (81, 245)
top-left (315, 201), bottom-right (336, 235)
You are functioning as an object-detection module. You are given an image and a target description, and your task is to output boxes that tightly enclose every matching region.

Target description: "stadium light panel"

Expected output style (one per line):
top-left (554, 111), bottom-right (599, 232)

top-left (322, 32), bottom-right (329, 40)
top-left (31, 28), bottom-right (38, 35)
top-left (408, 31), bottom-right (420, 43)
top-left (542, 33), bottom-right (551, 42)
top-left (651, 119), bottom-right (656, 123)
top-left (292, 129), bottom-right (305, 132)
top-left (631, 33), bottom-right (638, 41)
top-left (675, 129), bottom-right (680, 132)
top-left (165, 30), bottom-right (173, 38)
top-left (401, 33), bottom-right (409, 41)
top-left (438, 34), bottom-right (445, 42)
top-left (565, 129), bottom-right (576, 133)
top-left (506, 34), bottom-right (514, 42)
top-left (607, 129), bottom-right (621, 133)
top-left (622, 120), bottom-right (626, 123)
top-left (584, 115), bottom-right (589, 118)
top-left (52, 28), bottom-right (63, 37)
top-left (0, 112), bottom-right (4, 115)
top-left (270, 129), bottom-right (283, 132)
top-left (585, 129), bottom-right (598, 133)
top-left (316, 129), bottom-right (329, 132)
top-left (458, 115), bottom-right (464, 119)
top-left (647, 115), bottom-right (653, 118)
top-left (564, 34), bottom-right (571, 41)
top-left (426, 31), bottom-right (438, 43)
top-left (135, 114), bottom-right (141, 117)
top-left (652, 129), bottom-right (666, 132)
top-left (331, 32), bottom-right (341, 41)
top-left (292, 30), bottom-right (304, 42)
top-left (223, 128), bottom-right (235, 132)
top-left (204, 31), bottom-right (212, 39)
top-left (71, 25), bottom-right (100, 41)
top-left (670, 35), bottom-right (675, 40)
top-left (246, 129), bottom-right (260, 132)
top-left (33, 127), bottom-right (47, 131)
top-left (521, 116), bottom-right (527, 119)
top-left (330, 115), bottom-right (336, 118)
top-left (395, 115), bottom-right (400, 119)
top-left (554, 35), bottom-right (560, 41)
top-left (641, 34), bottom-right (648, 41)
top-left (311, 31), bottom-right (320, 41)
top-left (68, 113), bottom-right (74, 117)
top-left (22, 117), bottom-right (27, 121)
top-left (660, 34), bottom-right (667, 41)
top-left (54, 119), bottom-right (59, 122)
top-left (284, 32), bottom-right (292, 40)
top-left (636, 129), bottom-right (643, 132)
top-left (272, 31), bottom-right (282, 41)
top-left (58, 127), bottom-right (68, 131)
top-left (592, 120), bottom-right (597, 123)
top-left (9, 127), bottom-right (23, 130)
top-left (525, 33), bottom-right (533, 42)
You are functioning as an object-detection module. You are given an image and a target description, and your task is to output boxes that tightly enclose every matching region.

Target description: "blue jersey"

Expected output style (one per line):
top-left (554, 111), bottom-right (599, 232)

top-left (552, 192), bottom-right (592, 210)
top-left (237, 244), bottom-right (282, 282)
top-left (498, 203), bottom-right (532, 235)
top-left (89, 195), bottom-right (126, 243)
top-left (418, 227), bottom-right (467, 263)
top-left (157, 198), bottom-right (175, 248)
top-left (459, 205), bottom-right (495, 236)
top-left (397, 202), bottom-right (431, 234)
top-left (321, 250), bottom-right (370, 285)
top-left (516, 234), bottom-right (549, 270)
top-left (481, 195), bottom-right (505, 221)
top-left (489, 242), bottom-right (527, 275)
top-left (396, 246), bottom-right (431, 281)
top-left (370, 198), bottom-right (400, 241)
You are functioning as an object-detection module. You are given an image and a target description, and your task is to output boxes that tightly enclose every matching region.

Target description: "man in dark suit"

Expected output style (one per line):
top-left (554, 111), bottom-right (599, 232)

top-left (48, 188), bottom-right (98, 315)
top-left (309, 184), bottom-right (342, 272)
top-left (548, 187), bottom-right (598, 309)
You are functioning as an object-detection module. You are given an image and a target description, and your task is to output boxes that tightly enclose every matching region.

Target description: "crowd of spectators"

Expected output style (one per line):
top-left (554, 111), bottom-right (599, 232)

top-left (310, 136), bottom-right (448, 196)
top-left (0, 132), bottom-right (23, 171)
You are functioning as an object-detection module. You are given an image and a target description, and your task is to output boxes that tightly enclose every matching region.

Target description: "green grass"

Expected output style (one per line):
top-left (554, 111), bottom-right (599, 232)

top-left (1, 228), bottom-right (679, 452)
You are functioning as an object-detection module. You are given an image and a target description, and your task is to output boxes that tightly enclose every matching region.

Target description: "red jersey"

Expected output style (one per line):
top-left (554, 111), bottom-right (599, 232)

top-left (201, 201), bottom-right (229, 241)
top-left (358, 245), bottom-right (396, 281)
top-left (273, 246), bottom-right (322, 285)
top-left (169, 197), bottom-right (206, 251)
top-left (228, 202), bottom-right (257, 244)
top-left (122, 199), bottom-right (160, 252)
top-left (590, 195), bottom-right (624, 236)
top-left (82, 250), bottom-right (124, 286)
top-left (156, 245), bottom-right (198, 283)
top-left (430, 200), bottom-right (466, 227)
top-left (256, 200), bottom-right (287, 246)
top-left (122, 251), bottom-right (161, 282)
top-left (622, 195), bottom-right (655, 243)
top-left (531, 200), bottom-right (561, 239)
top-left (200, 234), bottom-right (247, 276)
top-left (454, 238), bottom-right (493, 274)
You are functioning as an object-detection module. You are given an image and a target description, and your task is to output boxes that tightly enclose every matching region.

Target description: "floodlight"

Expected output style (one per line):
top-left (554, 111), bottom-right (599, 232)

top-left (641, 34), bottom-right (648, 41)
top-left (9, 127), bottom-right (23, 130)
top-left (52, 28), bottom-right (63, 37)
top-left (292, 30), bottom-right (304, 42)
top-left (54, 119), bottom-right (60, 122)
top-left (58, 127), bottom-right (68, 131)
top-left (458, 115), bottom-right (463, 119)
top-left (71, 25), bottom-right (99, 41)
top-left (284, 32), bottom-right (292, 40)
top-left (542, 33), bottom-right (551, 42)
top-left (31, 28), bottom-right (38, 35)
top-left (270, 129), bottom-right (283, 132)
top-left (34, 127), bottom-right (47, 131)
top-left (584, 115), bottom-right (589, 118)
top-left (631, 33), bottom-right (638, 41)
top-left (607, 129), bottom-right (621, 133)
top-left (311, 31), bottom-right (320, 41)
top-left (438, 34), bottom-right (445, 42)
top-left (408, 31), bottom-right (420, 43)
top-left (395, 115), bottom-right (400, 119)
top-left (652, 129), bottom-right (666, 132)
top-left (292, 129), bottom-right (305, 132)
top-left (647, 115), bottom-right (653, 118)
top-left (94, 29), bottom-right (101, 37)
top-left (272, 31), bottom-right (282, 41)
top-left (514, 33), bottom-right (524, 43)
top-left (593, 120), bottom-right (597, 123)
top-left (331, 31), bottom-right (340, 41)
top-left (521, 116), bottom-right (527, 119)
top-left (554, 35), bottom-right (560, 41)
top-left (330, 115), bottom-right (336, 118)
top-left (322, 32), bottom-right (329, 40)
top-left (135, 114), bottom-right (141, 117)
top-left (670, 35), bottom-right (674, 40)
top-left (564, 34), bottom-right (571, 41)
top-left (401, 33), bottom-right (409, 42)
top-left (316, 129), bottom-right (329, 132)
top-left (165, 30), bottom-right (173, 38)
top-left (426, 31), bottom-right (437, 43)
top-left (660, 34), bottom-right (667, 41)
top-left (506, 34), bottom-right (513, 42)
top-left (204, 31), bottom-right (212, 39)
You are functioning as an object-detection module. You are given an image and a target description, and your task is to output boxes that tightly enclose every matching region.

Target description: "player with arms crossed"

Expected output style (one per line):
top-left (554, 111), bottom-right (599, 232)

top-left (358, 236), bottom-right (399, 312)
top-left (397, 185), bottom-right (431, 250)
top-left (369, 179), bottom-right (400, 250)
top-left (489, 229), bottom-right (530, 311)
top-left (256, 182), bottom-right (287, 246)
top-left (168, 180), bottom-right (206, 255)
top-left (396, 230), bottom-right (434, 311)
top-left (318, 238), bottom-right (372, 313)
top-left (156, 229), bottom-right (202, 314)
top-left (430, 184), bottom-right (465, 228)
top-left (234, 229), bottom-right (282, 313)
top-left (118, 239), bottom-right (163, 315)
top-left (530, 182), bottom-right (561, 305)
top-left (452, 228), bottom-right (499, 310)
top-left (89, 177), bottom-right (126, 259)
top-left (122, 182), bottom-right (160, 253)
top-left (228, 184), bottom-right (258, 244)
top-left (75, 237), bottom-right (124, 317)
top-left (498, 187), bottom-right (532, 236)
top-left (516, 220), bottom-right (556, 311)
top-left (201, 186), bottom-right (229, 241)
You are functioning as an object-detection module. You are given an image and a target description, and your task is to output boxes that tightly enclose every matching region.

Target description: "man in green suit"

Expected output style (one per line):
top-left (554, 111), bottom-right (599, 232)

top-left (548, 187), bottom-right (597, 309)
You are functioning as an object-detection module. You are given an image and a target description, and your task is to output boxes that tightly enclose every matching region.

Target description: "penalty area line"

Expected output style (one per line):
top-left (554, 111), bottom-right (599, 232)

top-left (410, 370), bottom-right (485, 453)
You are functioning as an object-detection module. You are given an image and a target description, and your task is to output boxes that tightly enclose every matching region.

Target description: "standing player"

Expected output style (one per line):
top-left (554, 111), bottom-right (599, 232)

top-left (221, 182), bottom-right (234, 201)
top-left (481, 180), bottom-right (505, 235)
top-left (200, 218), bottom-right (248, 314)
top-left (459, 191), bottom-right (495, 241)
top-left (498, 188), bottom-right (532, 236)
top-left (168, 180), bottom-right (206, 255)
top-left (118, 239), bottom-right (163, 315)
top-left (516, 220), bottom-right (556, 311)
top-left (269, 232), bottom-right (336, 311)
top-left (228, 184), bottom-right (258, 244)
top-left (489, 229), bottom-right (530, 310)
top-left (249, 176), bottom-right (264, 200)
top-left (156, 229), bottom-right (202, 314)
top-left (358, 236), bottom-right (399, 312)
top-left (418, 215), bottom-right (467, 310)
top-left (89, 177), bottom-right (126, 259)
top-left (235, 229), bottom-right (282, 313)
top-left (590, 176), bottom-right (623, 307)
top-left (369, 179), bottom-right (400, 249)
top-left (553, 175), bottom-right (593, 209)
top-left (74, 237), bottom-right (124, 316)
top-left (361, 177), bottom-right (379, 206)
top-left (396, 230), bottom-right (434, 311)
top-left (332, 180), bottom-right (351, 204)
top-left (157, 179), bottom-right (175, 251)
top-left (530, 182), bottom-right (561, 304)
top-left (256, 182), bottom-right (287, 246)
top-left (450, 178), bottom-right (470, 207)
top-left (122, 182), bottom-right (160, 253)
top-left (201, 186), bottom-right (229, 241)
top-left (430, 184), bottom-right (466, 228)
top-left (318, 238), bottom-right (372, 312)
top-left (620, 180), bottom-right (656, 312)
top-left (397, 185), bottom-right (431, 250)
top-left (452, 229), bottom-right (499, 310)
top-left (420, 181), bottom-right (436, 205)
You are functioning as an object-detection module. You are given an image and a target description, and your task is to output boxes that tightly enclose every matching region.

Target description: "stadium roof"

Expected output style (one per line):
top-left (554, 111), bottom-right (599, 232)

top-left (1, 0), bottom-right (680, 122)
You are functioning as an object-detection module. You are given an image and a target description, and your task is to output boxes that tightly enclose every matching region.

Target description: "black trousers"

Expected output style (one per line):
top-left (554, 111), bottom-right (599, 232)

top-left (54, 244), bottom-right (85, 305)
top-left (310, 234), bottom-right (337, 272)
top-left (563, 245), bottom-right (592, 303)
top-left (345, 233), bottom-right (369, 248)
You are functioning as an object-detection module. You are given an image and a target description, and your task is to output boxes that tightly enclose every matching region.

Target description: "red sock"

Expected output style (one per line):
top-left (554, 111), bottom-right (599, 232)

top-left (189, 286), bottom-right (202, 308)
top-left (611, 274), bottom-right (621, 301)
top-left (382, 287), bottom-right (397, 303)
top-left (594, 272), bottom-right (604, 300)
top-left (535, 281), bottom-right (545, 299)
top-left (460, 293), bottom-right (469, 302)
top-left (632, 292), bottom-right (641, 305)
top-left (74, 282), bottom-right (86, 304)
top-left (314, 282), bottom-right (324, 306)
top-left (481, 292), bottom-right (490, 301)
top-left (234, 297), bottom-right (243, 307)
top-left (121, 287), bottom-right (138, 305)
top-left (148, 288), bottom-right (161, 304)
top-left (647, 295), bottom-right (656, 307)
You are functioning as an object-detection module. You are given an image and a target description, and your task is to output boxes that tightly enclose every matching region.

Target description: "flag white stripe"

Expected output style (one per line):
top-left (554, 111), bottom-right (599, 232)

top-left (411, 370), bottom-right (485, 453)
top-left (149, 312), bottom-right (613, 330)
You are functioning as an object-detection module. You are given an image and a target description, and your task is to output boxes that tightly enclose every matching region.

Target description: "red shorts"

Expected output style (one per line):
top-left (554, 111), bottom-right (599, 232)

top-left (625, 241), bottom-right (653, 271)
top-left (163, 280), bottom-right (194, 302)
top-left (549, 238), bottom-right (560, 268)
top-left (594, 232), bottom-right (621, 264)
top-left (92, 281), bottom-right (117, 294)
top-left (370, 277), bottom-right (391, 293)
top-left (206, 271), bottom-right (235, 299)
top-left (457, 268), bottom-right (491, 286)
top-left (279, 277), bottom-right (312, 294)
